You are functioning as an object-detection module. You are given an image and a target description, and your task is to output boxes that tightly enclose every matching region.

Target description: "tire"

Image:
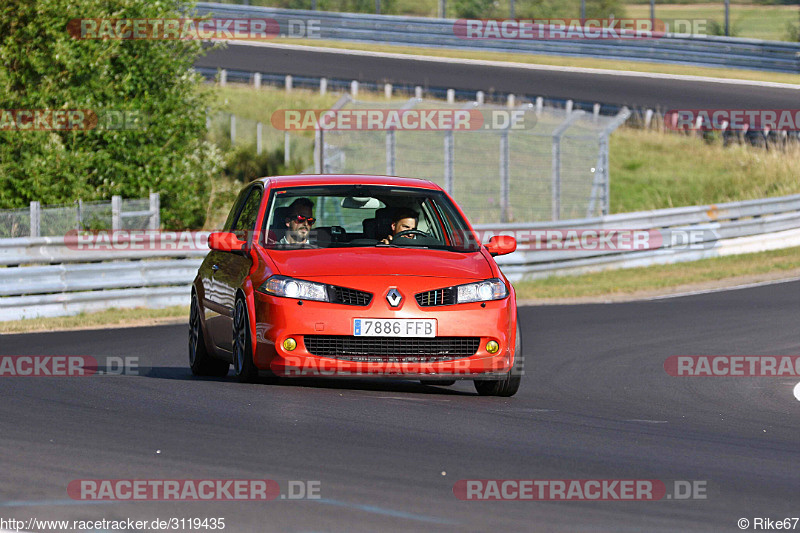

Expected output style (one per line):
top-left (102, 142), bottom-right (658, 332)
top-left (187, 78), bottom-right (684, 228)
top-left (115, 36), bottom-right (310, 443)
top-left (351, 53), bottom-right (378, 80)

top-left (232, 296), bottom-right (259, 383)
top-left (189, 293), bottom-right (230, 377)
top-left (423, 380), bottom-right (456, 386)
top-left (474, 322), bottom-right (523, 397)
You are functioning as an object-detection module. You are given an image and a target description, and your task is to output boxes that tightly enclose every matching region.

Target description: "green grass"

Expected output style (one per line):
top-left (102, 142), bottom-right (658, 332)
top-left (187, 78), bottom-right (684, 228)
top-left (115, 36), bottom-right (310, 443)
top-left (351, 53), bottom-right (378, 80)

top-left (513, 245), bottom-right (800, 299)
top-left (0, 306), bottom-right (188, 334)
top-left (626, 3), bottom-right (799, 41)
top-left (609, 128), bottom-right (800, 212)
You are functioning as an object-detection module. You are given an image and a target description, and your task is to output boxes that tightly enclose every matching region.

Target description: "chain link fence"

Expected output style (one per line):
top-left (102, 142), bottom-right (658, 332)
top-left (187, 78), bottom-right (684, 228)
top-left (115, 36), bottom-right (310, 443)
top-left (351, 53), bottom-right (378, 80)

top-left (0, 194), bottom-right (160, 238)
top-left (309, 96), bottom-right (629, 224)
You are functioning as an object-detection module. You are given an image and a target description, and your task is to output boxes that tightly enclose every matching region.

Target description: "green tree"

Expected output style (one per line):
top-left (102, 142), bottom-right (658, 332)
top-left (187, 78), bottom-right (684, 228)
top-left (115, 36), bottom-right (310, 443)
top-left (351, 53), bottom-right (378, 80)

top-left (0, 0), bottom-right (223, 229)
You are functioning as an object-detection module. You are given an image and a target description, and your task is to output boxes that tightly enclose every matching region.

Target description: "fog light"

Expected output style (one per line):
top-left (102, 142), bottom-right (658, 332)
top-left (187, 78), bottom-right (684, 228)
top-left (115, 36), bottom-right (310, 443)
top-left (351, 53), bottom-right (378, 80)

top-left (283, 338), bottom-right (297, 351)
top-left (486, 340), bottom-right (500, 354)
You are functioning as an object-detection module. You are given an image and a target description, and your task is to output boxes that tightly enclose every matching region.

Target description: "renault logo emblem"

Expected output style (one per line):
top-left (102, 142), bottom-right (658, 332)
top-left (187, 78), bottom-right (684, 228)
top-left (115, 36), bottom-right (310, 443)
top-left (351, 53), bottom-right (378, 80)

top-left (386, 288), bottom-right (403, 307)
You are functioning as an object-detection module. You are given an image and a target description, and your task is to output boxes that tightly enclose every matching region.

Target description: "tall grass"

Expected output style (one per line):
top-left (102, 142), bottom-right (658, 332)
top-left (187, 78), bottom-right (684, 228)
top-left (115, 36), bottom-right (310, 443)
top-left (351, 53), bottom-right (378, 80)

top-left (610, 127), bottom-right (800, 213)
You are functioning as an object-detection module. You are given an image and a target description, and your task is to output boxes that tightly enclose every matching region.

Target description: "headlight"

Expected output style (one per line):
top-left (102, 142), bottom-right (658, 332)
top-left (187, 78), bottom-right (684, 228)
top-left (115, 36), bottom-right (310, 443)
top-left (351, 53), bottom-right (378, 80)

top-left (259, 275), bottom-right (329, 302)
top-left (456, 278), bottom-right (508, 303)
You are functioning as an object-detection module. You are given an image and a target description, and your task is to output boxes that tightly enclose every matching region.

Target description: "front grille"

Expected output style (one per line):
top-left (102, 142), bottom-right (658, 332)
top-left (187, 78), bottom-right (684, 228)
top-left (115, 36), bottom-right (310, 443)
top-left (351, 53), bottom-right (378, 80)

top-left (329, 286), bottom-right (372, 306)
top-left (415, 287), bottom-right (457, 306)
top-left (304, 335), bottom-right (480, 362)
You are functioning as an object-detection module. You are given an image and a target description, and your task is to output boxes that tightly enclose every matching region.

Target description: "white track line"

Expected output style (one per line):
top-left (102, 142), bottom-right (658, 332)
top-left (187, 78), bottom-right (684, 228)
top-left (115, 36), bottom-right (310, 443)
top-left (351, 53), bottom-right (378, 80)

top-left (224, 40), bottom-right (800, 90)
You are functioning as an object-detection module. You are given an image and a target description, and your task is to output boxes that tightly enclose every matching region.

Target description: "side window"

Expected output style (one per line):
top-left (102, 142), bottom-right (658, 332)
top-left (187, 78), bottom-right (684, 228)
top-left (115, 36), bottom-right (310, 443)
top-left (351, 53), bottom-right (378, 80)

top-left (222, 189), bottom-right (249, 231)
top-left (231, 187), bottom-right (263, 238)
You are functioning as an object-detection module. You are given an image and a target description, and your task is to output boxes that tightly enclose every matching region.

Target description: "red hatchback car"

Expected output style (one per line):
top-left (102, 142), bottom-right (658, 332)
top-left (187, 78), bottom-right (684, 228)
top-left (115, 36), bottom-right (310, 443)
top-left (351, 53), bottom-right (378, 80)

top-left (190, 175), bottom-right (522, 396)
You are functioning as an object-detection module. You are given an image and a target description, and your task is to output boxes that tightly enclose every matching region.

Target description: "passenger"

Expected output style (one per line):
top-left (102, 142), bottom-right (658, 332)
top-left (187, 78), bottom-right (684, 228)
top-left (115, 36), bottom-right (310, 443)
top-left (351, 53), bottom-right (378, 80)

top-left (280, 198), bottom-right (316, 245)
top-left (381, 208), bottom-right (419, 244)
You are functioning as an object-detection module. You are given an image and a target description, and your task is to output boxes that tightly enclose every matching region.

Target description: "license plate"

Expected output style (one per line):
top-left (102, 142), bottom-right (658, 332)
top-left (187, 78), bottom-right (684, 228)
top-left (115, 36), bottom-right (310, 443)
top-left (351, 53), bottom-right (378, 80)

top-left (353, 318), bottom-right (436, 337)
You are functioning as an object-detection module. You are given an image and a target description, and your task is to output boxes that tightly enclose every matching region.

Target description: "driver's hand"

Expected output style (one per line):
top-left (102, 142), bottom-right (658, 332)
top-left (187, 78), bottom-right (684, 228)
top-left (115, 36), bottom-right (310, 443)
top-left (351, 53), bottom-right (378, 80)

top-left (380, 235), bottom-right (392, 244)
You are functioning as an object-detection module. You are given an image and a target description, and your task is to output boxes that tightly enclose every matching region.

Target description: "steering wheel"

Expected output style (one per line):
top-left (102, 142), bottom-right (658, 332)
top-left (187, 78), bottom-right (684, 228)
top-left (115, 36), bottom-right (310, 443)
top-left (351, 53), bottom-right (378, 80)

top-left (393, 229), bottom-right (429, 241)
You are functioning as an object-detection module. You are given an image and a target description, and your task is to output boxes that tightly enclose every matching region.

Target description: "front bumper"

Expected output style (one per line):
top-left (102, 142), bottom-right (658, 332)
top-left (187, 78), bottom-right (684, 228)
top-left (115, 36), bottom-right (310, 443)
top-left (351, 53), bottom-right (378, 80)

top-left (252, 289), bottom-right (516, 379)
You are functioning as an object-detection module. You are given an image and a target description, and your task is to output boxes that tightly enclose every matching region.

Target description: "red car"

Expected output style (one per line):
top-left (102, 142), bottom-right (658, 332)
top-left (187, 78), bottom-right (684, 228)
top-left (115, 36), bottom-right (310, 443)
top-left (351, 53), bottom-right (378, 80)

top-left (189, 175), bottom-right (522, 396)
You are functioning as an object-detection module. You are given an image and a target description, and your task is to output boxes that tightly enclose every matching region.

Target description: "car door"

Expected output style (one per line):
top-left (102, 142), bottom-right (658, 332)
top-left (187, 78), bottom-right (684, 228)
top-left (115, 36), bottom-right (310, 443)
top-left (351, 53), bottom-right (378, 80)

top-left (204, 185), bottom-right (264, 354)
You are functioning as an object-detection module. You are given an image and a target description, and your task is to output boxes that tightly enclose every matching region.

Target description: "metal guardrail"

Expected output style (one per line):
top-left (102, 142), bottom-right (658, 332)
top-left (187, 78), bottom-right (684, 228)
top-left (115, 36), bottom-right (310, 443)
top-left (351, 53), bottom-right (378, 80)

top-left (195, 3), bottom-right (800, 73)
top-left (1, 193), bottom-right (800, 319)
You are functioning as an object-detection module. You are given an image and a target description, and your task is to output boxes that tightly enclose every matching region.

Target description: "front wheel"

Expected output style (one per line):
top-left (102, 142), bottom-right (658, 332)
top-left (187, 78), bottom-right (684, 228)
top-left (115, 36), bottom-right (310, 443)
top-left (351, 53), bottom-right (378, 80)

top-left (232, 297), bottom-right (259, 383)
top-left (189, 293), bottom-right (230, 377)
top-left (474, 323), bottom-right (523, 397)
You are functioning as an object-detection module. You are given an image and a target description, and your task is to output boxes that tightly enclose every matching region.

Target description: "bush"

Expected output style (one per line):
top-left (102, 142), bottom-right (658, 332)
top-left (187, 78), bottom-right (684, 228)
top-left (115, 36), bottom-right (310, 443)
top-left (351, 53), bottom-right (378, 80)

top-left (0, 0), bottom-right (223, 229)
top-left (454, 0), bottom-right (496, 19)
top-left (223, 144), bottom-right (304, 183)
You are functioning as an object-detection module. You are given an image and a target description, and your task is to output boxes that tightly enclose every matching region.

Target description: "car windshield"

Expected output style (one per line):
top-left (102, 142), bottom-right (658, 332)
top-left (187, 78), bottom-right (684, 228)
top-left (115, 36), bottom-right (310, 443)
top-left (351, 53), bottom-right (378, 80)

top-left (262, 184), bottom-right (481, 252)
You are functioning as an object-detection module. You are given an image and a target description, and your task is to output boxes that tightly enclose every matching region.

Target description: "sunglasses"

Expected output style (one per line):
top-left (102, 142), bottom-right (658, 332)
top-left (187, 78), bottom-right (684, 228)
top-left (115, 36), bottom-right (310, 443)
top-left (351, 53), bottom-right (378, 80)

top-left (288, 215), bottom-right (316, 225)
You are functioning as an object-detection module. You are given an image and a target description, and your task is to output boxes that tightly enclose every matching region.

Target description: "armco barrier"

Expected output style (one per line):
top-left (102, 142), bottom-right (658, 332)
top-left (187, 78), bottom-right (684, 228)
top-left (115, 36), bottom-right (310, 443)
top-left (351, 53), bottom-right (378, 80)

top-left (1, 193), bottom-right (800, 320)
top-left (194, 4), bottom-right (800, 73)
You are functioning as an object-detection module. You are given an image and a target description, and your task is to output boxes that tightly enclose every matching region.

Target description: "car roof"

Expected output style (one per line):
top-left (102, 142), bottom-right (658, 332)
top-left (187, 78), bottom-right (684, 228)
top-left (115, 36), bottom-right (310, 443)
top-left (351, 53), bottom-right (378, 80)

top-left (255, 174), bottom-right (442, 191)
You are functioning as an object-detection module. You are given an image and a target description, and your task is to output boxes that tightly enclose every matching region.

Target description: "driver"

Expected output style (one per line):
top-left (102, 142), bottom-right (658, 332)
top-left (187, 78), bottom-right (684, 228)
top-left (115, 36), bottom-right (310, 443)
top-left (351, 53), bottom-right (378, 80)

top-left (280, 198), bottom-right (316, 246)
top-left (381, 208), bottom-right (419, 244)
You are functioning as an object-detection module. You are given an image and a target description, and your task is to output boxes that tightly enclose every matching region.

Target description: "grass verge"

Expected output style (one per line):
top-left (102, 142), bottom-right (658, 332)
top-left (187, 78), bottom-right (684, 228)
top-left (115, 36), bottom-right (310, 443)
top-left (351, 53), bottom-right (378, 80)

top-left (0, 306), bottom-right (189, 335)
top-left (610, 128), bottom-right (800, 212)
top-left (513, 246), bottom-right (800, 300)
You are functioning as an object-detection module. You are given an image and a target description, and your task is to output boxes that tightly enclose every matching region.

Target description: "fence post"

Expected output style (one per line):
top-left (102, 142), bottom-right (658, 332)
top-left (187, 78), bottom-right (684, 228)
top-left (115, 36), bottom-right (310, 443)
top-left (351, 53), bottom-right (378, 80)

top-left (112, 196), bottom-right (121, 231)
top-left (76, 199), bottom-right (83, 231)
top-left (551, 111), bottom-right (585, 221)
top-left (219, 69), bottom-right (227, 86)
top-left (415, 86), bottom-right (423, 99)
top-left (476, 91), bottom-right (484, 105)
top-left (386, 129), bottom-right (396, 175)
top-left (30, 201), bottom-right (40, 237)
top-left (384, 83), bottom-right (392, 99)
top-left (256, 122), bottom-right (263, 155)
top-left (314, 127), bottom-right (323, 173)
top-left (499, 130), bottom-right (509, 223)
top-left (253, 72), bottom-right (261, 89)
top-left (351, 80), bottom-right (358, 99)
top-left (285, 75), bottom-right (293, 92)
top-left (320, 77), bottom-right (327, 95)
top-left (447, 89), bottom-right (455, 103)
top-left (645, 108), bottom-right (654, 129)
top-left (149, 193), bottom-right (160, 230)
top-left (230, 114), bottom-right (236, 145)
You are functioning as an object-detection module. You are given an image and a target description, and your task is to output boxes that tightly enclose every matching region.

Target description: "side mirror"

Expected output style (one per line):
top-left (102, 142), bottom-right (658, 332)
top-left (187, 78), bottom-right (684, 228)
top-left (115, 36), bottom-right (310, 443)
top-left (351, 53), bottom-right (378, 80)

top-left (485, 235), bottom-right (517, 257)
top-left (208, 232), bottom-right (246, 253)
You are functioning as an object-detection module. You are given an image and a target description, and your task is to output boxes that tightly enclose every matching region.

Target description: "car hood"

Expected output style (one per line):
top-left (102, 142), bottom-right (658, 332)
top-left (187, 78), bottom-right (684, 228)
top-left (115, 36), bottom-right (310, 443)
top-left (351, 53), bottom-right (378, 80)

top-left (267, 247), bottom-right (492, 280)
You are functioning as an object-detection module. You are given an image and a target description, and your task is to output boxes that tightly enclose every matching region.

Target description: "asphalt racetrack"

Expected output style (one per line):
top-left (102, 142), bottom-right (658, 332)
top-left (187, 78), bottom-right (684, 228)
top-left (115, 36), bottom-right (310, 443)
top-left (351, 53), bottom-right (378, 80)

top-left (1, 280), bottom-right (798, 532)
top-left (195, 42), bottom-right (800, 110)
